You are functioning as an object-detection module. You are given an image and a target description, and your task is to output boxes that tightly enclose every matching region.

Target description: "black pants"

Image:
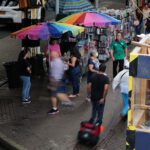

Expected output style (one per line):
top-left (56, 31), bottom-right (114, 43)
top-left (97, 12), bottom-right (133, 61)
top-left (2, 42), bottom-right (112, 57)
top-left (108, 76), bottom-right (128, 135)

top-left (90, 101), bottom-right (105, 125)
top-left (125, 0), bottom-right (129, 6)
top-left (113, 59), bottom-right (124, 77)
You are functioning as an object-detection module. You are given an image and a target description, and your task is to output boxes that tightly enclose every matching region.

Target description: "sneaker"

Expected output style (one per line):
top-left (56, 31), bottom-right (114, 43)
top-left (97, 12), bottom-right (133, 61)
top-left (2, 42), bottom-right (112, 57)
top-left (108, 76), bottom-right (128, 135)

top-left (95, 122), bottom-right (101, 126)
top-left (85, 97), bottom-right (91, 102)
top-left (27, 96), bottom-right (31, 100)
top-left (61, 101), bottom-right (75, 107)
top-left (76, 93), bottom-right (80, 97)
top-left (22, 100), bottom-right (31, 104)
top-left (47, 108), bottom-right (59, 115)
top-left (68, 94), bottom-right (77, 98)
top-left (22, 98), bottom-right (28, 101)
top-left (88, 119), bottom-right (94, 124)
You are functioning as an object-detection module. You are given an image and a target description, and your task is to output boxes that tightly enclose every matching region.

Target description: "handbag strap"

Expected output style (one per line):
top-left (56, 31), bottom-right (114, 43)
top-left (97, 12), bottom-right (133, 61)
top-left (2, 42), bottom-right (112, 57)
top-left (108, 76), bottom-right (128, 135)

top-left (116, 40), bottom-right (125, 50)
top-left (120, 71), bottom-right (128, 81)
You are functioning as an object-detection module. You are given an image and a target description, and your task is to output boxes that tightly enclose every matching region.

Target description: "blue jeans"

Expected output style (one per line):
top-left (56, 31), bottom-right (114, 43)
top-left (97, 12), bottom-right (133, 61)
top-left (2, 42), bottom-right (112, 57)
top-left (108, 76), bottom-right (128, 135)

top-left (90, 101), bottom-right (105, 125)
top-left (121, 93), bottom-right (129, 116)
top-left (69, 66), bottom-right (80, 95)
top-left (20, 76), bottom-right (31, 101)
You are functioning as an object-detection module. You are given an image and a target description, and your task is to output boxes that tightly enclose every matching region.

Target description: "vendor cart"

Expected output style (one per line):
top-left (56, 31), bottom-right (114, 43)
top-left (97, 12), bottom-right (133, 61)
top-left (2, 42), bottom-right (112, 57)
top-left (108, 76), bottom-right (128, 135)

top-left (127, 34), bottom-right (150, 150)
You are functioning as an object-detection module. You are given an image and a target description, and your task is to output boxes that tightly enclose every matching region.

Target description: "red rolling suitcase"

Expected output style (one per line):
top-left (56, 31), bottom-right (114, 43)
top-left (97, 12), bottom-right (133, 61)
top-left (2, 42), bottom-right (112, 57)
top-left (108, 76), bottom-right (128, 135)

top-left (77, 121), bottom-right (104, 146)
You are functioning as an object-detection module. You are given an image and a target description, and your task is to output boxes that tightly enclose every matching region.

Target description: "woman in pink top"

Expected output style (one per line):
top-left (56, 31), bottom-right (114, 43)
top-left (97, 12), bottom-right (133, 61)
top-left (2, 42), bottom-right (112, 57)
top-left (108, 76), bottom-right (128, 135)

top-left (45, 38), bottom-right (61, 59)
top-left (45, 38), bottom-right (61, 71)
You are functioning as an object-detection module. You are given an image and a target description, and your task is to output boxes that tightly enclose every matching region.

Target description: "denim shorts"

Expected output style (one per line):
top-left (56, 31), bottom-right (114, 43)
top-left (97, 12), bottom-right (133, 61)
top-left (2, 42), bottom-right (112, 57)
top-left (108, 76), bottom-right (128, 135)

top-left (57, 83), bottom-right (66, 93)
top-left (49, 80), bottom-right (66, 97)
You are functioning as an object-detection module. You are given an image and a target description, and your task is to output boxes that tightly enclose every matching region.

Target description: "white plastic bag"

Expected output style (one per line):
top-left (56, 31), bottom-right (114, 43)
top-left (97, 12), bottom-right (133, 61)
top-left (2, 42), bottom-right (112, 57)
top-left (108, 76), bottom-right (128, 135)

top-left (124, 58), bottom-right (129, 68)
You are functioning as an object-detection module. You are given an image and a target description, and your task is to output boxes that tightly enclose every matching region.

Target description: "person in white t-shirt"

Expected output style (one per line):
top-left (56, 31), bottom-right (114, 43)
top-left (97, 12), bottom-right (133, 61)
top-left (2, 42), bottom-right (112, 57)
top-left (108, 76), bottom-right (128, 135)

top-left (47, 52), bottom-right (74, 115)
top-left (112, 60), bottom-right (129, 117)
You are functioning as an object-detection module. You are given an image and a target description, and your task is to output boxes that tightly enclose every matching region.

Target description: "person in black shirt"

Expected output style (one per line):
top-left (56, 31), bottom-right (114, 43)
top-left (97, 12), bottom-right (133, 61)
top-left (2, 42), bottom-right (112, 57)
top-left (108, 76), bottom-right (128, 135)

top-left (89, 63), bottom-right (109, 126)
top-left (18, 48), bottom-right (32, 104)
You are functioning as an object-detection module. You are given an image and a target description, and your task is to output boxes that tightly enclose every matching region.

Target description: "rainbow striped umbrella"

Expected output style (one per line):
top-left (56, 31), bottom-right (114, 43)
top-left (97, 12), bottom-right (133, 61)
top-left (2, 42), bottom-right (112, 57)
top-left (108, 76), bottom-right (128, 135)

top-left (59, 0), bottom-right (94, 14)
top-left (11, 22), bottom-right (84, 40)
top-left (58, 11), bottom-right (121, 27)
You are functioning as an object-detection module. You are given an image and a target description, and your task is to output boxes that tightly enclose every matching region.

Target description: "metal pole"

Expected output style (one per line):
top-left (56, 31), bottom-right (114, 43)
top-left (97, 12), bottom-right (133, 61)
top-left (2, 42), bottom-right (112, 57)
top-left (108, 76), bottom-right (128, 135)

top-left (56, 0), bottom-right (59, 15)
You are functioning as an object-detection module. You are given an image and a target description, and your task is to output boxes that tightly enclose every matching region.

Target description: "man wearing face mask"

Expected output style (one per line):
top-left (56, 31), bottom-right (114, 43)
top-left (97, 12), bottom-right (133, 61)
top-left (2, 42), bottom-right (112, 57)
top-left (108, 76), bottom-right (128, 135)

top-left (110, 32), bottom-right (128, 78)
top-left (18, 48), bottom-right (32, 104)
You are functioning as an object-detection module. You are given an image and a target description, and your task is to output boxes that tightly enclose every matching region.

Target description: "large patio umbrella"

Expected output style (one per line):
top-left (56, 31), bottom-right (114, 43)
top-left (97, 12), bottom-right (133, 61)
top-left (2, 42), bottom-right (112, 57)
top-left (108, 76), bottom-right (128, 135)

top-left (11, 22), bottom-right (85, 40)
top-left (58, 11), bottom-right (121, 27)
top-left (59, 0), bottom-right (94, 14)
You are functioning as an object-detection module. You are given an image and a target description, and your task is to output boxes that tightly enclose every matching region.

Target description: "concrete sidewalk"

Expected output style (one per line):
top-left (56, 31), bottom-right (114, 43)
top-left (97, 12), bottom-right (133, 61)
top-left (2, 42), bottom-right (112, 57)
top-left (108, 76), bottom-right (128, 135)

top-left (0, 60), bottom-right (125, 150)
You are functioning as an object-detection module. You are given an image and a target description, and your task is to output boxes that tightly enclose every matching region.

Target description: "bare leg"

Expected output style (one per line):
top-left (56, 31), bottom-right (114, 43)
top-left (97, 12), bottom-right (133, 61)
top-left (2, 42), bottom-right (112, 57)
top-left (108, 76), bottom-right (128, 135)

top-left (47, 96), bottom-right (59, 114)
top-left (51, 96), bottom-right (57, 108)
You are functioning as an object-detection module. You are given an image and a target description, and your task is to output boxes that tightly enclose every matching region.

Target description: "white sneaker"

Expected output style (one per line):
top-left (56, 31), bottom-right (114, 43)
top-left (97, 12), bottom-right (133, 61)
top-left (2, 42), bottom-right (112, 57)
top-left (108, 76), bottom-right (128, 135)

top-left (85, 97), bottom-right (91, 102)
top-left (22, 100), bottom-right (31, 104)
top-left (68, 94), bottom-right (77, 98)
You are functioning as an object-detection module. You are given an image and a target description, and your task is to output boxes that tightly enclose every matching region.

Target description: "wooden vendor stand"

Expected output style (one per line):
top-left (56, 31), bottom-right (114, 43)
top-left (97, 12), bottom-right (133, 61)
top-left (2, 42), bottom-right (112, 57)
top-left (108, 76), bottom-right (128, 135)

top-left (127, 34), bottom-right (150, 150)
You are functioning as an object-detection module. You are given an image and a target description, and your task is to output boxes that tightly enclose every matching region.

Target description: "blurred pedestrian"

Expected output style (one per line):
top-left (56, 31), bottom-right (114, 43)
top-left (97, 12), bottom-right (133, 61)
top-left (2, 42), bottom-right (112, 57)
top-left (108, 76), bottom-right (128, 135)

top-left (110, 32), bottom-right (128, 78)
top-left (88, 64), bottom-right (109, 126)
top-left (112, 59), bottom-right (129, 117)
top-left (47, 52), bottom-right (73, 115)
top-left (86, 51), bottom-right (100, 102)
top-left (142, 4), bottom-right (150, 33)
top-left (145, 14), bottom-right (150, 34)
top-left (18, 48), bottom-right (32, 104)
top-left (45, 38), bottom-right (61, 72)
top-left (68, 47), bottom-right (81, 98)
top-left (134, 8), bottom-right (143, 35)
top-left (143, 4), bottom-right (150, 19)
